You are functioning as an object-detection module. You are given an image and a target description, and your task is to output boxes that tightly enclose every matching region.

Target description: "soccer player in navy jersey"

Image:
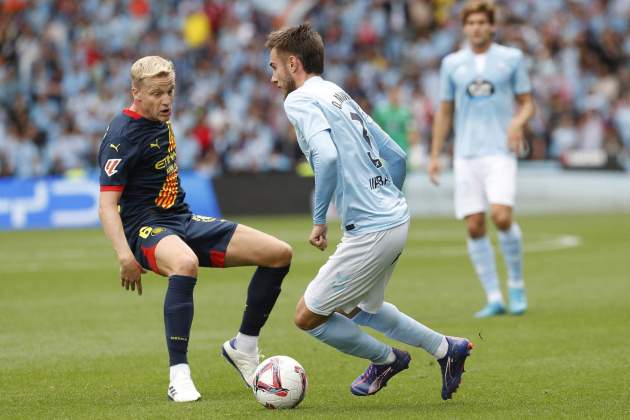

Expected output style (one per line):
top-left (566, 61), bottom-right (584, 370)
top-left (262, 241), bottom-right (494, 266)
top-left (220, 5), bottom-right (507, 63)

top-left (98, 56), bottom-right (292, 402)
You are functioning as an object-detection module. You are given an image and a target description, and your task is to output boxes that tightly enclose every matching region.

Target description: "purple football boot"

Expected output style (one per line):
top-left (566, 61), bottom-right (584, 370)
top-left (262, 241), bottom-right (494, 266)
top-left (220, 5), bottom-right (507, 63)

top-left (350, 348), bottom-right (411, 396)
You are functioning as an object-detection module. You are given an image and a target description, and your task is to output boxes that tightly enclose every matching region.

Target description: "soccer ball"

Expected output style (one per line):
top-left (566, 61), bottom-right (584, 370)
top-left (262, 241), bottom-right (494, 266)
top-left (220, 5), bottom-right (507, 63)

top-left (252, 355), bottom-right (307, 409)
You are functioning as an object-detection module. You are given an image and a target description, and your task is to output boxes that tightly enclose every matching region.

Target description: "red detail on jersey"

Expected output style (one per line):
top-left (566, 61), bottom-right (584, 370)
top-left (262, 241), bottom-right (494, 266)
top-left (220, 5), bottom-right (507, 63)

top-left (100, 185), bottom-right (124, 192)
top-left (123, 108), bottom-right (143, 120)
top-left (210, 250), bottom-right (225, 268)
top-left (104, 159), bottom-right (122, 176)
top-left (141, 245), bottom-right (159, 274)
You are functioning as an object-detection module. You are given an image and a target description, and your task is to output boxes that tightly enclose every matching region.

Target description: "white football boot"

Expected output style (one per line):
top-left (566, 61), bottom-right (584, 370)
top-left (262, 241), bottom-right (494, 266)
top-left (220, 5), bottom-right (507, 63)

top-left (167, 363), bottom-right (201, 402)
top-left (221, 338), bottom-right (260, 388)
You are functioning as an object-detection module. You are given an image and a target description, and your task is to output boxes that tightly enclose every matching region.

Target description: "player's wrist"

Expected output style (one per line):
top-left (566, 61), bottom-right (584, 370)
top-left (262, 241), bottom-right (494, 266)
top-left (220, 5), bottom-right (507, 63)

top-left (116, 250), bottom-right (135, 263)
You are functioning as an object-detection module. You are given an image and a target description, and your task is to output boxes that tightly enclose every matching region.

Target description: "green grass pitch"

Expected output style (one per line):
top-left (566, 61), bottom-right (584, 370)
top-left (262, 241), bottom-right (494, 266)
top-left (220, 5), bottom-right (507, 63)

top-left (1, 214), bottom-right (629, 419)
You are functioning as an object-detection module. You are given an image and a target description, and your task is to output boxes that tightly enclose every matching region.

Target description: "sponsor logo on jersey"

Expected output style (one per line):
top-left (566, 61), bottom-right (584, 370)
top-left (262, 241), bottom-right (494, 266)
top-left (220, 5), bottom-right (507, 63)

top-left (109, 143), bottom-right (120, 152)
top-left (150, 139), bottom-right (161, 149)
top-left (466, 79), bottom-right (495, 98)
top-left (155, 151), bottom-right (177, 170)
top-left (369, 175), bottom-right (389, 190)
top-left (151, 227), bottom-right (165, 236)
top-left (104, 159), bottom-right (121, 176)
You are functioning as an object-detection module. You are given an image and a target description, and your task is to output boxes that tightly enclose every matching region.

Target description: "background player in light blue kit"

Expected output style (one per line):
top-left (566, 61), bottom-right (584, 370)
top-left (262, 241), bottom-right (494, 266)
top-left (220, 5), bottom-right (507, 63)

top-left (266, 23), bottom-right (472, 400)
top-left (429, 0), bottom-right (535, 318)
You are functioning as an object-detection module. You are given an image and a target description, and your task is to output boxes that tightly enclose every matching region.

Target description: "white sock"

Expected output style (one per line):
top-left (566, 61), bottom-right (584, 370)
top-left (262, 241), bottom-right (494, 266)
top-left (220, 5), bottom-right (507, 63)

top-left (235, 332), bottom-right (258, 355)
top-left (375, 348), bottom-right (397, 365)
top-left (434, 337), bottom-right (448, 359)
top-left (169, 363), bottom-right (190, 381)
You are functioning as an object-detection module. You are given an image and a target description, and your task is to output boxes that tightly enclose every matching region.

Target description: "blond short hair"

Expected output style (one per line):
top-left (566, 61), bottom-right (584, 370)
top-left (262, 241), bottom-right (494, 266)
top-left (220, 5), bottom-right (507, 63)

top-left (130, 56), bottom-right (175, 88)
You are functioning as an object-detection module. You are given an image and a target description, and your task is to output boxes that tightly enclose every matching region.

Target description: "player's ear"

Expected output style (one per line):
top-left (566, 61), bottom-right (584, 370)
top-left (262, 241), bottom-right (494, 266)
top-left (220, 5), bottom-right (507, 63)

top-left (288, 55), bottom-right (298, 73)
top-left (131, 85), bottom-right (140, 101)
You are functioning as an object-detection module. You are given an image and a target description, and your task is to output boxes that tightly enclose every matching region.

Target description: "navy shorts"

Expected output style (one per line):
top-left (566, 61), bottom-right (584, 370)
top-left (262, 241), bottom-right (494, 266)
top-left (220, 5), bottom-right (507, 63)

top-left (129, 213), bottom-right (237, 274)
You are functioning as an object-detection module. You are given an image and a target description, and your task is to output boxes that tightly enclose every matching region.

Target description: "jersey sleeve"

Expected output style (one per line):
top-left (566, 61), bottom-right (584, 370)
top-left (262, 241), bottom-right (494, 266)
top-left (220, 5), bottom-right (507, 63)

top-left (439, 58), bottom-right (455, 102)
top-left (512, 51), bottom-right (532, 95)
top-left (284, 93), bottom-right (331, 142)
top-left (361, 109), bottom-right (407, 190)
top-left (98, 131), bottom-right (140, 191)
top-left (309, 129), bottom-right (338, 225)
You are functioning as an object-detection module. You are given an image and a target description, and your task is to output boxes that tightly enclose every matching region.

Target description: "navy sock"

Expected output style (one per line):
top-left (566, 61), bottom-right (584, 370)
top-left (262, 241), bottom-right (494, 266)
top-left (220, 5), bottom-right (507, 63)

top-left (164, 275), bottom-right (196, 366)
top-left (239, 265), bottom-right (289, 336)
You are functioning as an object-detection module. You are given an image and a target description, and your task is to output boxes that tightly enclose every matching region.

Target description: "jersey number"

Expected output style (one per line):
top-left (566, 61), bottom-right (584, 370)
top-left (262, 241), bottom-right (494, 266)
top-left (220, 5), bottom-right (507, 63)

top-left (350, 112), bottom-right (382, 168)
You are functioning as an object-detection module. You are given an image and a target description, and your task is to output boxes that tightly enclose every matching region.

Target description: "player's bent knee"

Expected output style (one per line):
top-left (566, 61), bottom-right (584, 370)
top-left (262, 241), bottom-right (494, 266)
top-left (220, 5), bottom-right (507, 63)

top-left (266, 241), bottom-right (293, 268)
top-left (294, 305), bottom-right (323, 331)
top-left (294, 312), bottom-right (317, 331)
top-left (173, 254), bottom-right (199, 277)
top-left (278, 242), bottom-right (293, 266)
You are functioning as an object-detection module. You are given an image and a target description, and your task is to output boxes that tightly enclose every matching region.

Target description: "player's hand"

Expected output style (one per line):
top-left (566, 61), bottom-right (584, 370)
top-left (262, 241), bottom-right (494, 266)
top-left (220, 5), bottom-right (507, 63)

top-left (309, 224), bottom-right (328, 251)
top-left (428, 157), bottom-right (441, 186)
top-left (119, 254), bottom-right (146, 295)
top-left (507, 120), bottom-right (526, 155)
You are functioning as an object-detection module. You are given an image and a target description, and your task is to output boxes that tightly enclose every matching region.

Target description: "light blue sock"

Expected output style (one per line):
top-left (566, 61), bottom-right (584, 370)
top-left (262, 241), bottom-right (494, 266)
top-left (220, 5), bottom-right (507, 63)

top-left (308, 313), bottom-right (391, 363)
top-left (498, 223), bottom-right (524, 288)
top-left (467, 236), bottom-right (503, 304)
top-left (353, 302), bottom-right (446, 358)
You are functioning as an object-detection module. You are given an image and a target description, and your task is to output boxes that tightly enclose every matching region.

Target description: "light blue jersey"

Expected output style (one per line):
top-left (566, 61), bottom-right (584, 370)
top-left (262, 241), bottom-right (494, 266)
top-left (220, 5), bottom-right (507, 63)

top-left (284, 76), bottom-right (409, 235)
top-left (439, 43), bottom-right (531, 158)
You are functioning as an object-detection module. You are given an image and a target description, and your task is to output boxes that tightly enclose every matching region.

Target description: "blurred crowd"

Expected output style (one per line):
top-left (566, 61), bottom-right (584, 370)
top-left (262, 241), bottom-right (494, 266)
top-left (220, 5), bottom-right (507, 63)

top-left (0, 0), bottom-right (628, 178)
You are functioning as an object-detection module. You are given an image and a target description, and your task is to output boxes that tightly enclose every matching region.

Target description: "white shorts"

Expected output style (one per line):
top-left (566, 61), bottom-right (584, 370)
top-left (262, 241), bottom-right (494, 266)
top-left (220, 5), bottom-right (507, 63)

top-left (454, 155), bottom-right (517, 220)
top-left (304, 221), bottom-right (409, 316)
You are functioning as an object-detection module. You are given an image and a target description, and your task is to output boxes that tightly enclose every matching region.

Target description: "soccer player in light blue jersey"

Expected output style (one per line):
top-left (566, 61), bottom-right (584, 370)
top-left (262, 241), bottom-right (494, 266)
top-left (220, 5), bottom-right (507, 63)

top-left (429, 0), bottom-right (535, 318)
top-left (266, 23), bottom-right (472, 400)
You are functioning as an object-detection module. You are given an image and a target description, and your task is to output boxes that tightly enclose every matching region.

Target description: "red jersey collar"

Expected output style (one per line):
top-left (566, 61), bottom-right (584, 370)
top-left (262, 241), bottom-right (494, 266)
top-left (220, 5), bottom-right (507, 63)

top-left (123, 108), bottom-right (143, 120)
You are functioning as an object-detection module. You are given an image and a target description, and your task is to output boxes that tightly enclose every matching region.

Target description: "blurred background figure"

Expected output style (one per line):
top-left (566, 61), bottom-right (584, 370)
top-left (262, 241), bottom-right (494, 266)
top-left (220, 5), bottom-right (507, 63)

top-left (0, 0), bottom-right (628, 178)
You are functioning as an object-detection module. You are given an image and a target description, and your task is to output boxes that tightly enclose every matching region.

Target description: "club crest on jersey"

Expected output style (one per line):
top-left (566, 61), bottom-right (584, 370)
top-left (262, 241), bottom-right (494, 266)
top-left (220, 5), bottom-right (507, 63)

top-left (104, 159), bottom-right (121, 177)
top-left (466, 79), bottom-right (495, 98)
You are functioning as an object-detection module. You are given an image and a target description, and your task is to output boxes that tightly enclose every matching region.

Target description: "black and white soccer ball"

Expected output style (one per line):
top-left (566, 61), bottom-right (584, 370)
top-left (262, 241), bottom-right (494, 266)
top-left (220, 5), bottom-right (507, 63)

top-left (252, 355), bottom-right (307, 409)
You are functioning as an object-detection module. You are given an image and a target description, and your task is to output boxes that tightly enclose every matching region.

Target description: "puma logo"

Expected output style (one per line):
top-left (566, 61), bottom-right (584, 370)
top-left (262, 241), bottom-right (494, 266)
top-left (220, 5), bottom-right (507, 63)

top-left (150, 139), bottom-right (160, 149)
top-left (109, 143), bottom-right (120, 152)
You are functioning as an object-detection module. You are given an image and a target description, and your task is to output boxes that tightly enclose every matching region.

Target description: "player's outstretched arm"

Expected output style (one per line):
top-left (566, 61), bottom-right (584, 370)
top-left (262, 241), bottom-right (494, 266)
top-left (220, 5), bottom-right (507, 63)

top-left (308, 129), bottom-right (337, 251)
top-left (429, 100), bottom-right (454, 186)
top-left (98, 190), bottom-right (146, 295)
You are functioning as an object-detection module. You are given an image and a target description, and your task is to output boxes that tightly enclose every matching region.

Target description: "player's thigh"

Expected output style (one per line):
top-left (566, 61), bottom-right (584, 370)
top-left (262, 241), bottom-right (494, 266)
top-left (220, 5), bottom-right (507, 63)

top-left (183, 214), bottom-right (238, 268)
top-left (224, 223), bottom-right (292, 268)
top-left (454, 158), bottom-right (486, 220)
top-left (485, 155), bottom-right (517, 208)
top-left (154, 235), bottom-right (199, 277)
top-left (133, 225), bottom-right (197, 277)
top-left (304, 223), bottom-right (407, 316)
top-left (357, 223), bottom-right (408, 314)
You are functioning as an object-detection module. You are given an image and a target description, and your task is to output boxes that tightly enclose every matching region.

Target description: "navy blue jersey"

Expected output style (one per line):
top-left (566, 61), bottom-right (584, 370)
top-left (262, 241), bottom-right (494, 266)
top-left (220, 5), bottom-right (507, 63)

top-left (98, 108), bottom-right (188, 238)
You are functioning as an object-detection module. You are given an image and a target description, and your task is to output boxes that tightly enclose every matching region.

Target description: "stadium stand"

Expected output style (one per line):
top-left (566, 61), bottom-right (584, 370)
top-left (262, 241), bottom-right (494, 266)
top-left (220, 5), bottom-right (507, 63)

top-left (0, 0), bottom-right (628, 177)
